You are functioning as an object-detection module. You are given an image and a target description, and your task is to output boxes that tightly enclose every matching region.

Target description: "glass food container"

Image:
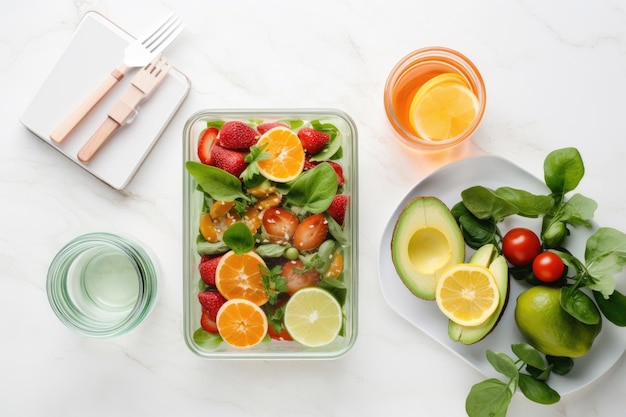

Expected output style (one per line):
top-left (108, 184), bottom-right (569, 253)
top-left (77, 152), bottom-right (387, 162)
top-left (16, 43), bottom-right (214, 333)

top-left (182, 109), bottom-right (358, 359)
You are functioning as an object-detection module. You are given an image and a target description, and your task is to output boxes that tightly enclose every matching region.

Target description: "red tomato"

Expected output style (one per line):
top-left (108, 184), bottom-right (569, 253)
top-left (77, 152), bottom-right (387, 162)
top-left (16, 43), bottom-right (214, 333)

top-left (532, 251), bottom-right (565, 282)
top-left (281, 259), bottom-right (320, 295)
top-left (501, 228), bottom-right (541, 266)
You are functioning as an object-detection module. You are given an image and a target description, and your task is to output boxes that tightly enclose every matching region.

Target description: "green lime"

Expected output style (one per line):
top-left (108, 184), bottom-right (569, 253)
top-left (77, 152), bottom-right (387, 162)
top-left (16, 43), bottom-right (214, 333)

top-left (515, 286), bottom-right (601, 358)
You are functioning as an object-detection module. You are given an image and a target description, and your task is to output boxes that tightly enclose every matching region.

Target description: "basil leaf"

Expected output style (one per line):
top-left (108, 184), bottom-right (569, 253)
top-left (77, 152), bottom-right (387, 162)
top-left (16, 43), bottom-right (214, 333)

top-left (560, 286), bottom-right (601, 325)
top-left (494, 187), bottom-right (554, 218)
top-left (461, 186), bottom-right (519, 221)
top-left (487, 350), bottom-right (519, 380)
top-left (186, 161), bottom-right (249, 202)
top-left (465, 378), bottom-right (512, 417)
top-left (543, 147), bottom-right (584, 196)
top-left (223, 222), bottom-right (255, 255)
top-left (518, 374), bottom-right (560, 405)
top-left (511, 343), bottom-right (546, 370)
top-left (593, 289), bottom-right (626, 326)
top-left (285, 162), bottom-right (338, 214)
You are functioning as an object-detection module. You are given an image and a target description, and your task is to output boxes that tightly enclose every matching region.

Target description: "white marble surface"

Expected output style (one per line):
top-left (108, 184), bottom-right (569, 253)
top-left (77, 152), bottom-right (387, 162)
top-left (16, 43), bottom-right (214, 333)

top-left (2, 0), bottom-right (625, 416)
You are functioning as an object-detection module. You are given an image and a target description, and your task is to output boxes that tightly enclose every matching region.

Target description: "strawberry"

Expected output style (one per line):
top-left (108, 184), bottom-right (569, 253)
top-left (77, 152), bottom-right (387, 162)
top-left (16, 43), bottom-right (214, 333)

top-left (267, 322), bottom-right (293, 341)
top-left (198, 290), bottom-right (227, 321)
top-left (198, 127), bottom-right (219, 165)
top-left (297, 128), bottom-right (330, 155)
top-left (200, 310), bottom-right (219, 334)
top-left (199, 255), bottom-right (222, 286)
top-left (292, 213), bottom-right (328, 252)
top-left (281, 259), bottom-right (321, 295)
top-left (326, 194), bottom-right (348, 225)
top-left (218, 121), bottom-right (258, 150)
top-left (210, 145), bottom-right (248, 177)
top-left (257, 122), bottom-right (288, 135)
top-left (303, 159), bottom-right (345, 187)
top-left (327, 161), bottom-right (345, 187)
top-left (262, 208), bottom-right (299, 244)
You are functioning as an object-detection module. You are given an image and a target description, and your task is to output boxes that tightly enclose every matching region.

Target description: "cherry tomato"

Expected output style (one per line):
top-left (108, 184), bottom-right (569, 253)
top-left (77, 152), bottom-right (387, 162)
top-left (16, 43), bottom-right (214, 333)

top-left (532, 251), bottom-right (565, 283)
top-left (501, 228), bottom-right (541, 266)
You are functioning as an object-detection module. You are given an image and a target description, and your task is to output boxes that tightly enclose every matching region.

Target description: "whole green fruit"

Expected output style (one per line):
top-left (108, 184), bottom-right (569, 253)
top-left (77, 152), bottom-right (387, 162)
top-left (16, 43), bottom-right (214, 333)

top-left (515, 286), bottom-right (601, 358)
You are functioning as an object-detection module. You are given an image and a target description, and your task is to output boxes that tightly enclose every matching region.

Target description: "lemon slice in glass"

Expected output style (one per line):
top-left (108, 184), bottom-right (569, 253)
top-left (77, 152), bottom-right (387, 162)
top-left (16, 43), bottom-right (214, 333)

top-left (435, 263), bottom-right (499, 327)
top-left (409, 76), bottom-right (479, 141)
top-left (284, 287), bottom-right (342, 347)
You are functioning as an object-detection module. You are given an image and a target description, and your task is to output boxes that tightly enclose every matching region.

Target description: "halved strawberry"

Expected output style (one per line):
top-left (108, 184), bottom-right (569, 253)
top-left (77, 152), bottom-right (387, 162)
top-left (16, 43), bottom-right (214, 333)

top-left (262, 208), bottom-right (299, 244)
top-left (199, 255), bottom-right (222, 286)
top-left (218, 121), bottom-right (258, 150)
top-left (297, 128), bottom-right (330, 155)
top-left (198, 290), bottom-right (227, 321)
top-left (257, 122), bottom-right (288, 135)
top-left (292, 213), bottom-right (328, 252)
top-left (198, 127), bottom-right (219, 165)
top-left (326, 194), bottom-right (348, 225)
top-left (200, 310), bottom-right (219, 334)
top-left (210, 145), bottom-right (248, 177)
top-left (281, 259), bottom-right (321, 295)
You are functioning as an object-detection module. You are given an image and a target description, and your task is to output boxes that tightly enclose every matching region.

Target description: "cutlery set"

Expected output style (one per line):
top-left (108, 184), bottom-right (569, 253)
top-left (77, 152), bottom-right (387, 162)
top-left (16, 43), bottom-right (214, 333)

top-left (50, 13), bottom-right (184, 163)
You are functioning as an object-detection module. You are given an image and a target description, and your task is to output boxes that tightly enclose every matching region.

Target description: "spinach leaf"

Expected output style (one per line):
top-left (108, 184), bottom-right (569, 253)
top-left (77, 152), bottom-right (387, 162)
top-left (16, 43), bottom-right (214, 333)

top-left (222, 222), bottom-right (255, 255)
top-left (543, 147), bottom-right (584, 196)
top-left (466, 379), bottom-right (512, 417)
top-left (186, 161), bottom-right (250, 202)
top-left (593, 289), bottom-right (626, 326)
top-left (461, 186), bottom-right (520, 221)
top-left (584, 227), bottom-right (626, 296)
top-left (560, 286), bottom-right (601, 325)
top-left (451, 202), bottom-right (499, 249)
top-left (518, 374), bottom-right (560, 405)
top-left (494, 187), bottom-right (554, 218)
top-left (285, 162), bottom-right (338, 214)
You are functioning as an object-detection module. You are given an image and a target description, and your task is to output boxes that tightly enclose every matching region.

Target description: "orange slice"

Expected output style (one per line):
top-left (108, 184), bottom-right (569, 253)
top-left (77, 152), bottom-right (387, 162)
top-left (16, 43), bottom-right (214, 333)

top-left (215, 250), bottom-right (269, 305)
top-left (410, 73), bottom-right (469, 109)
top-left (409, 80), bottom-right (479, 141)
top-left (216, 298), bottom-right (268, 348)
top-left (256, 126), bottom-right (305, 182)
top-left (435, 263), bottom-right (499, 326)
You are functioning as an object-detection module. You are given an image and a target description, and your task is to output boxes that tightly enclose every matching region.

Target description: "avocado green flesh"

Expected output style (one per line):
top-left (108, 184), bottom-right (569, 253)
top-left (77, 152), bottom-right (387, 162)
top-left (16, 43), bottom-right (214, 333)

top-left (391, 197), bottom-right (465, 300)
top-left (448, 244), bottom-right (510, 344)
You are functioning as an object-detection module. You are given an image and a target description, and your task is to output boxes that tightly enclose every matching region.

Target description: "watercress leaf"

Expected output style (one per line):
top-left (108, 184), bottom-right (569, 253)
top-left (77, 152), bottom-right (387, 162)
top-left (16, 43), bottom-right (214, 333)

top-left (465, 378), bottom-right (512, 417)
top-left (560, 286), bottom-right (601, 325)
top-left (461, 186), bottom-right (519, 221)
top-left (546, 355), bottom-right (574, 375)
top-left (223, 222), bottom-right (255, 255)
top-left (543, 147), bottom-right (584, 196)
top-left (186, 161), bottom-right (249, 202)
top-left (494, 187), bottom-right (554, 218)
top-left (486, 350), bottom-right (519, 380)
top-left (285, 162), bottom-right (338, 214)
top-left (511, 343), bottom-right (546, 370)
top-left (593, 289), bottom-right (626, 326)
top-left (518, 374), bottom-right (560, 404)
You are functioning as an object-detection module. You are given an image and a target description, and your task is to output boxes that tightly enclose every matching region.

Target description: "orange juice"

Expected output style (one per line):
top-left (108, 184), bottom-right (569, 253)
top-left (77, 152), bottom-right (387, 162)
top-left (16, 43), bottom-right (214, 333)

top-left (384, 47), bottom-right (486, 151)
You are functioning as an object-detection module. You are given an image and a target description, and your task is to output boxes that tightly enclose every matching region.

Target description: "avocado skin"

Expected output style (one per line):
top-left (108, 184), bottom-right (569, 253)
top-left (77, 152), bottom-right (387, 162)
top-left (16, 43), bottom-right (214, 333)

top-left (448, 244), bottom-right (510, 344)
top-left (391, 197), bottom-right (465, 300)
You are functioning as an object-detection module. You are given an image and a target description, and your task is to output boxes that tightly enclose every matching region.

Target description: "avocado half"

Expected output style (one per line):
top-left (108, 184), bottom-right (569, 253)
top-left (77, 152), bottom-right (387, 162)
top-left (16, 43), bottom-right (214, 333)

top-left (448, 244), bottom-right (510, 344)
top-left (391, 197), bottom-right (465, 300)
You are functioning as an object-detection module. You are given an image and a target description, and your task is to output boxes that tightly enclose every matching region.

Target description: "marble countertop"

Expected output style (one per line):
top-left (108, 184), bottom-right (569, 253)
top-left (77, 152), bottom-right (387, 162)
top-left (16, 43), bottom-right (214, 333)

top-left (2, 0), bottom-right (625, 416)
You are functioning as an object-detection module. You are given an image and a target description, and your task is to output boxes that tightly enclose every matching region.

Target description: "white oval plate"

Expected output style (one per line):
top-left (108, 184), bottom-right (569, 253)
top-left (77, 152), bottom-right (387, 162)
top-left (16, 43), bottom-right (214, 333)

top-left (378, 154), bottom-right (626, 395)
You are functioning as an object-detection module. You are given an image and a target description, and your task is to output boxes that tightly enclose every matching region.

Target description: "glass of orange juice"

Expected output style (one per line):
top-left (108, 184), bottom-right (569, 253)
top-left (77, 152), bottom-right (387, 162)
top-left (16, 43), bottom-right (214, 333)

top-left (384, 47), bottom-right (486, 151)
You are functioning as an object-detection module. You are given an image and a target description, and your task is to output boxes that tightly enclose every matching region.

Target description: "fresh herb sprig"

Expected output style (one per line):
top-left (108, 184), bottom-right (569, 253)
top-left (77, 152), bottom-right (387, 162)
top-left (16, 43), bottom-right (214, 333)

top-left (466, 343), bottom-right (565, 417)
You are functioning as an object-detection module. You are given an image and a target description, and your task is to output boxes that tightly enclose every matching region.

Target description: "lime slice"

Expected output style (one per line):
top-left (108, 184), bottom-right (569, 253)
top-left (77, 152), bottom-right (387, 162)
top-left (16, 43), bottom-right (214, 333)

top-left (284, 287), bottom-right (342, 347)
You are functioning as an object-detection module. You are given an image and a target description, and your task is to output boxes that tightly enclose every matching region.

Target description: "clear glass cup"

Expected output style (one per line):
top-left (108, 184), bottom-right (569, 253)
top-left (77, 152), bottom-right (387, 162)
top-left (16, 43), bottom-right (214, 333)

top-left (47, 232), bottom-right (158, 338)
top-left (384, 46), bottom-right (486, 151)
